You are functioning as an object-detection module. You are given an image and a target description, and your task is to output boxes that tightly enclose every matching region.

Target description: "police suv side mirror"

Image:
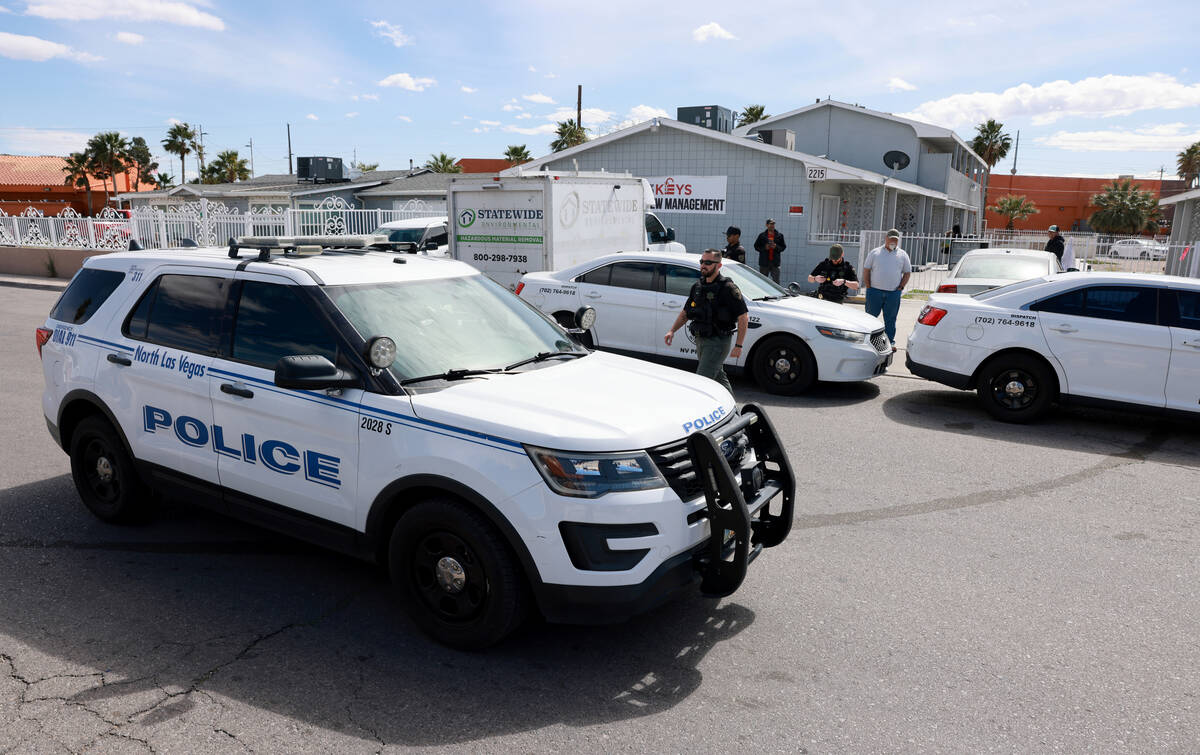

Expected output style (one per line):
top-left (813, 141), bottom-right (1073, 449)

top-left (787, 281), bottom-right (802, 296)
top-left (423, 240), bottom-right (438, 251)
top-left (274, 355), bottom-right (359, 390)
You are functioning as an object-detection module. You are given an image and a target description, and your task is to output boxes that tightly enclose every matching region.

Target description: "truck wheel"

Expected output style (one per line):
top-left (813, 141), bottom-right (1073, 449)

top-left (976, 354), bottom-right (1055, 423)
top-left (389, 498), bottom-right (527, 649)
top-left (69, 415), bottom-right (150, 523)
top-left (752, 335), bottom-right (817, 395)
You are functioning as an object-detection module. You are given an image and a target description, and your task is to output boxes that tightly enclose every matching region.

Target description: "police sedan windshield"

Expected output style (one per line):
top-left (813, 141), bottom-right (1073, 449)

top-left (326, 274), bottom-right (582, 383)
top-left (721, 263), bottom-right (791, 300)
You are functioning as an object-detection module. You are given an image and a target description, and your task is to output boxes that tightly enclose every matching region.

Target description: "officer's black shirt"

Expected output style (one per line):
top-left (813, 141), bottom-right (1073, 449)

top-left (1045, 235), bottom-right (1065, 261)
top-left (685, 274), bottom-right (749, 337)
top-left (722, 242), bottom-right (746, 264)
top-left (809, 258), bottom-right (858, 301)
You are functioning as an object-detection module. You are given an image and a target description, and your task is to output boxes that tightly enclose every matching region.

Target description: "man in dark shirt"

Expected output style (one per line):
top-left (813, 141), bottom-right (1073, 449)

top-left (664, 248), bottom-right (749, 392)
top-left (753, 219), bottom-right (786, 281)
top-left (1045, 225), bottom-right (1065, 263)
top-left (808, 244), bottom-right (860, 303)
top-left (722, 226), bottom-right (746, 263)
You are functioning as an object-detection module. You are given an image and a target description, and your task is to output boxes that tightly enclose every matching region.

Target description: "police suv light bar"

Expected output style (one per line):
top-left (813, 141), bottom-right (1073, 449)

top-left (228, 234), bottom-right (393, 259)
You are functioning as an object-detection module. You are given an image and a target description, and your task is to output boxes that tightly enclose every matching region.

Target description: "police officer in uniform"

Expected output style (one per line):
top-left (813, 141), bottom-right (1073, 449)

top-left (664, 248), bottom-right (750, 393)
top-left (722, 226), bottom-right (746, 263)
top-left (807, 244), bottom-right (860, 303)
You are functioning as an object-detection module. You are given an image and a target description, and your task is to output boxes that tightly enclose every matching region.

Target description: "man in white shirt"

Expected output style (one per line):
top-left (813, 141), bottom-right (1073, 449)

top-left (862, 229), bottom-right (912, 350)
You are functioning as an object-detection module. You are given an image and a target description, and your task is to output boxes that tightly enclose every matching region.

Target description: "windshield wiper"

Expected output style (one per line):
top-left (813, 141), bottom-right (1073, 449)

top-left (504, 350), bottom-right (586, 371)
top-left (400, 368), bottom-right (502, 386)
top-left (754, 295), bottom-right (783, 301)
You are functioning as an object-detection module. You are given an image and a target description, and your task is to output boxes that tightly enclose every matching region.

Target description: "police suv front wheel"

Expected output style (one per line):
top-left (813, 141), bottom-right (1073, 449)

top-left (389, 498), bottom-right (528, 649)
top-left (752, 335), bottom-right (817, 395)
top-left (69, 415), bottom-right (150, 523)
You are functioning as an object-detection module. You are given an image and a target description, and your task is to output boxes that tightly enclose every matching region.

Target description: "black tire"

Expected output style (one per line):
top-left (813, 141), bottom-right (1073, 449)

top-left (751, 335), bottom-right (817, 395)
top-left (69, 415), bottom-right (150, 523)
top-left (976, 354), bottom-right (1055, 423)
top-left (389, 498), bottom-right (527, 649)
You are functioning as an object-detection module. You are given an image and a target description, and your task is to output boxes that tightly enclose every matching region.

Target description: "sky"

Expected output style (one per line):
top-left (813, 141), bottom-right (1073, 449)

top-left (1, 0), bottom-right (1198, 183)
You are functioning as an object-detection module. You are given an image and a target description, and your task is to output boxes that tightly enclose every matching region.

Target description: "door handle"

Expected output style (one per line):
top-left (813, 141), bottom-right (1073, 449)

top-left (584, 292), bottom-right (602, 299)
top-left (1182, 340), bottom-right (1200, 349)
top-left (661, 301), bottom-right (680, 309)
top-left (220, 383), bottom-right (254, 399)
top-left (1048, 324), bottom-right (1078, 333)
top-left (106, 353), bottom-right (132, 366)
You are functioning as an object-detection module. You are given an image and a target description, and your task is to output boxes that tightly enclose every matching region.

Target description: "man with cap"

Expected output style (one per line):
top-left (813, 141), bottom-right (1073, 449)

top-left (664, 249), bottom-right (749, 393)
top-left (722, 226), bottom-right (746, 263)
top-left (753, 219), bottom-right (786, 282)
top-left (862, 229), bottom-right (912, 349)
top-left (1045, 225), bottom-right (1065, 264)
top-left (808, 244), bottom-right (859, 303)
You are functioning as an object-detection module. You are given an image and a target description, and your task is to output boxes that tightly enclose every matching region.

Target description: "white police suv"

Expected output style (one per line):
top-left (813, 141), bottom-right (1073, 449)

top-left (906, 272), bottom-right (1200, 422)
top-left (37, 236), bottom-right (794, 648)
top-left (516, 251), bottom-right (892, 395)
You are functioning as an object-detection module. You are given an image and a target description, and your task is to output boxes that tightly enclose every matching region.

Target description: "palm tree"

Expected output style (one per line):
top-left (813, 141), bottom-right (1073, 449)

top-left (162, 123), bottom-right (195, 185)
top-left (736, 105), bottom-right (770, 127)
top-left (971, 120), bottom-right (1012, 170)
top-left (1178, 142), bottom-right (1200, 188)
top-left (189, 129), bottom-right (207, 179)
top-left (208, 150), bottom-right (251, 183)
top-left (351, 160), bottom-right (380, 172)
top-left (61, 152), bottom-right (94, 214)
top-left (424, 153), bottom-right (462, 173)
top-left (86, 131), bottom-right (130, 204)
top-left (987, 194), bottom-right (1039, 230)
top-left (503, 144), bottom-right (532, 164)
top-left (154, 172), bottom-right (174, 189)
top-left (1089, 179), bottom-right (1161, 234)
top-left (549, 120), bottom-right (587, 152)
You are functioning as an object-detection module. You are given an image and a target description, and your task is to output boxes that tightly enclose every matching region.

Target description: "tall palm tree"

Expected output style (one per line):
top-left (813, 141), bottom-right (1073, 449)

top-left (424, 153), bottom-right (462, 173)
top-left (208, 150), bottom-right (251, 183)
top-left (987, 194), bottom-right (1039, 229)
top-left (86, 131), bottom-right (130, 204)
top-left (154, 172), bottom-right (174, 189)
top-left (736, 105), bottom-right (770, 127)
top-left (61, 151), bottom-right (94, 214)
top-left (503, 144), bottom-right (532, 164)
top-left (549, 120), bottom-right (587, 152)
top-left (970, 120), bottom-right (1012, 170)
top-left (1089, 179), bottom-right (1161, 234)
top-left (162, 123), bottom-right (195, 185)
top-left (1178, 141), bottom-right (1200, 188)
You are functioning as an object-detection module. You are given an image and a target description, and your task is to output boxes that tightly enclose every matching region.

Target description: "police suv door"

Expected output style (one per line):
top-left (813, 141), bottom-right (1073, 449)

top-left (572, 260), bottom-right (659, 354)
top-left (101, 269), bottom-right (228, 486)
top-left (656, 263), bottom-right (701, 362)
top-left (1165, 287), bottom-right (1200, 413)
top-left (208, 274), bottom-right (359, 528)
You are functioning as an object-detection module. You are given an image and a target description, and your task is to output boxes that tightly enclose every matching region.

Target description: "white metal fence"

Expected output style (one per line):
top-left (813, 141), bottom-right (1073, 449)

top-left (1, 197), bottom-right (447, 252)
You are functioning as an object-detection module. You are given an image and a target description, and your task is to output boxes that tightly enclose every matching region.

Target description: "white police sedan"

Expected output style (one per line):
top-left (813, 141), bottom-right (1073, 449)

top-left (516, 251), bottom-right (892, 395)
top-left (906, 272), bottom-right (1200, 422)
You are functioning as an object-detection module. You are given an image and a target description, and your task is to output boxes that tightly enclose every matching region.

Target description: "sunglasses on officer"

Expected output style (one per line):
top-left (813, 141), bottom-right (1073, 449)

top-left (699, 259), bottom-right (719, 266)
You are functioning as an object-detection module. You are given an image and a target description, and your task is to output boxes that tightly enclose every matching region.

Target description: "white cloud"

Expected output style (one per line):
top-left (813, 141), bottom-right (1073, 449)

top-left (515, 113), bottom-right (532, 120)
top-left (114, 31), bottom-right (144, 45)
top-left (306, 113), bottom-right (319, 120)
top-left (692, 22), bottom-right (736, 42)
top-left (463, 115), bottom-right (472, 120)
top-left (502, 103), bottom-right (523, 112)
top-left (609, 104), bottom-right (670, 131)
top-left (0, 127), bottom-right (90, 154)
top-left (528, 65), bottom-right (537, 72)
top-left (351, 93), bottom-right (378, 102)
top-left (523, 92), bottom-right (554, 104)
top-left (345, 112), bottom-right (359, 118)
top-left (900, 74), bottom-right (1200, 129)
top-left (1036, 123), bottom-right (1200, 152)
top-left (545, 73), bottom-right (557, 79)
top-left (378, 73), bottom-right (436, 91)
top-left (461, 85), bottom-right (477, 93)
top-left (396, 115), bottom-right (412, 122)
top-left (0, 31), bottom-right (102, 62)
top-left (0, 5), bottom-right (11, 12)
top-left (473, 127), bottom-right (483, 133)
top-left (370, 20), bottom-right (412, 47)
top-left (888, 77), bottom-right (916, 92)
top-left (166, 117), bottom-right (182, 125)
top-left (480, 120), bottom-right (501, 126)
top-left (27, 0), bottom-right (224, 30)
top-left (504, 123), bottom-right (557, 136)
top-left (546, 107), bottom-right (613, 126)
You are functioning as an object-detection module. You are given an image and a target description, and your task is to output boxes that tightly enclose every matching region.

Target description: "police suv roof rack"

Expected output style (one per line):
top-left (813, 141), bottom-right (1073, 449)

top-left (228, 234), bottom-right (393, 261)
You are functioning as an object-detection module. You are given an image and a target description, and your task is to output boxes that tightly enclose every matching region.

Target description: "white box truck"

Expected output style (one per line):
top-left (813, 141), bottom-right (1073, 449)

top-left (448, 171), bottom-right (681, 289)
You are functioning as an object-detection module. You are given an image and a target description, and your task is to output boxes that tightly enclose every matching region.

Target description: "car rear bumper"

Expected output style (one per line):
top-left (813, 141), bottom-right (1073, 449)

top-left (906, 353), bottom-right (972, 389)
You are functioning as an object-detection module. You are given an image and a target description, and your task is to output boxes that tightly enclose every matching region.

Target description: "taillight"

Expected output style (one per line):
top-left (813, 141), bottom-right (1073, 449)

top-left (917, 306), bottom-right (948, 326)
top-left (937, 283), bottom-right (958, 293)
top-left (514, 282), bottom-right (525, 296)
top-left (36, 327), bottom-right (52, 357)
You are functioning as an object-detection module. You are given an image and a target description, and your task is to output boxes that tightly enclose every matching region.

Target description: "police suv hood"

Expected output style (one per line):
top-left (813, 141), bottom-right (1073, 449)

top-left (755, 295), bottom-right (883, 333)
top-left (408, 351), bottom-right (734, 452)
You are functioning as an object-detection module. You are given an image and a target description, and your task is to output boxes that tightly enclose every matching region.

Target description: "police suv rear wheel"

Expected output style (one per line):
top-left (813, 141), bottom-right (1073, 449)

top-left (976, 354), bottom-right (1054, 423)
top-left (69, 415), bottom-right (149, 523)
top-left (389, 498), bottom-right (527, 649)
top-left (752, 335), bottom-right (817, 395)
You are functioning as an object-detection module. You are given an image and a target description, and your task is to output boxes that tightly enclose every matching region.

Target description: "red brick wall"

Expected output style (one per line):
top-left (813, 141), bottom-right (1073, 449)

top-left (984, 174), bottom-right (1183, 232)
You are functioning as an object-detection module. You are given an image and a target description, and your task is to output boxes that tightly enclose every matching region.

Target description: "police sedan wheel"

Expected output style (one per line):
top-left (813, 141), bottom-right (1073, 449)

top-left (977, 354), bottom-right (1054, 423)
top-left (68, 415), bottom-right (149, 523)
top-left (752, 335), bottom-right (817, 395)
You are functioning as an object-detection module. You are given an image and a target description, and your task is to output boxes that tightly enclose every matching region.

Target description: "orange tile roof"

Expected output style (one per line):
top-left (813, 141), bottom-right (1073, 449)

top-left (455, 158), bottom-right (517, 173)
top-left (0, 154), bottom-right (137, 190)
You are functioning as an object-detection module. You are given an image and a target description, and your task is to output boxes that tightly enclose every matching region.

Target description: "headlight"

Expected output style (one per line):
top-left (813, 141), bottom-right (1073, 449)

top-left (816, 326), bottom-right (868, 343)
top-left (526, 446), bottom-right (666, 498)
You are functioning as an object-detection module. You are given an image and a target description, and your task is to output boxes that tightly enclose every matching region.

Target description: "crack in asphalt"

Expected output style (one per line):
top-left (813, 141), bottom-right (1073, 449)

top-left (794, 428), bottom-right (1171, 529)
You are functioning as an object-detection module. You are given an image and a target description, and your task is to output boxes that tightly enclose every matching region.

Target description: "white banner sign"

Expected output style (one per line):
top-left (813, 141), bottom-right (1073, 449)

top-left (647, 175), bottom-right (728, 214)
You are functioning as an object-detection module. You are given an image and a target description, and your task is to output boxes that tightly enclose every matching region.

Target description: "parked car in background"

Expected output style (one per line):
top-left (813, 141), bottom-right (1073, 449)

top-left (1105, 238), bottom-right (1168, 260)
top-left (936, 248), bottom-right (1062, 295)
top-left (371, 215), bottom-right (448, 254)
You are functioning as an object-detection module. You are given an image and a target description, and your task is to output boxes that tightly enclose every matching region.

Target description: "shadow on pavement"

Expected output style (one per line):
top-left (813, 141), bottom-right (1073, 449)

top-left (0, 475), bottom-right (753, 746)
top-left (735, 375), bottom-right (882, 408)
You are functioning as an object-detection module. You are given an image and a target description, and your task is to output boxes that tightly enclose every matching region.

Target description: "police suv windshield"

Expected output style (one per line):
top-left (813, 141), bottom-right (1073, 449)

top-left (722, 263), bottom-right (789, 300)
top-left (326, 274), bottom-right (581, 384)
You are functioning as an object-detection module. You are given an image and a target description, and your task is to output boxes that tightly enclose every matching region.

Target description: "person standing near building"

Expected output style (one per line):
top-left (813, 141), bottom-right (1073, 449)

top-left (808, 244), bottom-right (859, 303)
top-left (663, 249), bottom-right (749, 393)
top-left (862, 229), bottom-right (911, 350)
top-left (1045, 225), bottom-right (1065, 264)
top-left (753, 219), bottom-right (786, 282)
top-left (722, 226), bottom-right (746, 263)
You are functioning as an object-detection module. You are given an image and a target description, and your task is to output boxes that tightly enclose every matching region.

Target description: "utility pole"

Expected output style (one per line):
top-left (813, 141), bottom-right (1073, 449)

top-left (195, 123), bottom-right (208, 177)
top-left (1010, 130), bottom-right (1020, 175)
top-left (286, 123), bottom-right (293, 175)
top-left (245, 138), bottom-right (255, 178)
top-left (1159, 165), bottom-right (1165, 182)
top-left (577, 85), bottom-right (582, 131)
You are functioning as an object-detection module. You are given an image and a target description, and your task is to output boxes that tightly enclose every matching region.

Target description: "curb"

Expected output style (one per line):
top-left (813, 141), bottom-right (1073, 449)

top-left (0, 278), bottom-right (69, 292)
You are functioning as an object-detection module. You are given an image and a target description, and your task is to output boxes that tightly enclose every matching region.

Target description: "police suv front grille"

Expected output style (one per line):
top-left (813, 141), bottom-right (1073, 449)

top-left (648, 414), bottom-right (753, 503)
top-left (870, 330), bottom-right (890, 353)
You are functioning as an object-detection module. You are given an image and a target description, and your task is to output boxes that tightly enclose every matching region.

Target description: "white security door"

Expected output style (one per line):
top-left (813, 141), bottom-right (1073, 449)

top-left (819, 195), bottom-right (839, 236)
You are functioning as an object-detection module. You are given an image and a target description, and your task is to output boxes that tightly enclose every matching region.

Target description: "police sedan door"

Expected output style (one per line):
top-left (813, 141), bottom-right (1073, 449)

top-left (1165, 287), bottom-right (1200, 414)
top-left (1032, 284), bottom-right (1169, 407)
top-left (208, 274), bottom-right (360, 528)
top-left (656, 263), bottom-right (701, 361)
top-left (572, 261), bottom-right (660, 354)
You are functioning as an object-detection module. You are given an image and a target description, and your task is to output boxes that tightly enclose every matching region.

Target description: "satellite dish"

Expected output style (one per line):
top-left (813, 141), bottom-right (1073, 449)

top-left (883, 150), bottom-right (911, 171)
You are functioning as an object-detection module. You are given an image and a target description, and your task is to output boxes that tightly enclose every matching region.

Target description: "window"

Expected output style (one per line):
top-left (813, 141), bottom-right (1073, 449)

top-left (645, 214), bottom-right (668, 244)
top-left (428, 225), bottom-right (449, 246)
top-left (232, 282), bottom-right (339, 369)
top-left (50, 268), bottom-right (125, 324)
top-left (124, 274), bottom-right (230, 353)
top-left (663, 265), bottom-right (698, 296)
top-left (1032, 289), bottom-right (1084, 317)
top-left (1170, 290), bottom-right (1200, 331)
top-left (576, 265), bottom-right (611, 285)
top-left (606, 262), bottom-right (657, 292)
top-left (1033, 286), bottom-right (1157, 325)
